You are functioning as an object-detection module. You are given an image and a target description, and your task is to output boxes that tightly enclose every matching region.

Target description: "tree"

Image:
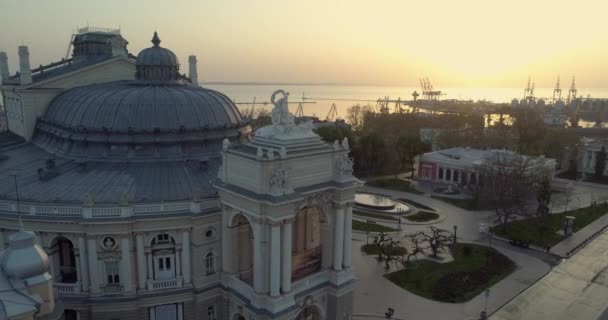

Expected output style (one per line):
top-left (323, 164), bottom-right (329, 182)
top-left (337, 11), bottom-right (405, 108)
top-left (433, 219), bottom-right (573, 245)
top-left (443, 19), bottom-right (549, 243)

top-left (346, 104), bottom-right (373, 132)
top-left (403, 231), bottom-right (425, 264)
top-left (249, 108), bottom-right (272, 129)
top-left (419, 227), bottom-right (453, 258)
top-left (535, 177), bottom-right (552, 243)
top-left (475, 151), bottom-right (537, 232)
top-left (373, 233), bottom-right (406, 270)
top-left (595, 146), bottom-right (607, 180)
top-left (395, 135), bottom-right (431, 178)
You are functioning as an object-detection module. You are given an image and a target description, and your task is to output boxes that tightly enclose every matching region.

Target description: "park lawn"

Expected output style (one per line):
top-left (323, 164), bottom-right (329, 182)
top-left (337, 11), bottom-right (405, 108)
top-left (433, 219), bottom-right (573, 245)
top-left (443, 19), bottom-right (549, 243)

top-left (352, 220), bottom-right (398, 233)
top-left (405, 211), bottom-right (439, 222)
top-left (361, 244), bottom-right (407, 256)
top-left (491, 204), bottom-right (608, 248)
top-left (367, 179), bottom-right (423, 194)
top-left (431, 196), bottom-right (477, 210)
top-left (353, 210), bottom-right (398, 221)
top-left (386, 243), bottom-right (516, 303)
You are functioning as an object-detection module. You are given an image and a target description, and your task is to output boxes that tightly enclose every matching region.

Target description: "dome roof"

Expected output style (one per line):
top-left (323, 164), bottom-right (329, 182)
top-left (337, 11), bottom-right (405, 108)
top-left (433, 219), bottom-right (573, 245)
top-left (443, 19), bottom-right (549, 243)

top-left (43, 81), bottom-right (242, 131)
top-left (135, 32), bottom-right (179, 67)
top-left (1, 231), bottom-right (49, 279)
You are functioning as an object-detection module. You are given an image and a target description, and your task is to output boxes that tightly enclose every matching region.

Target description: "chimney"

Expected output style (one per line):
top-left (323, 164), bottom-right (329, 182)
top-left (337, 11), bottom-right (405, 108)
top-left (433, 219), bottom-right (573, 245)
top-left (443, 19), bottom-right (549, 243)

top-left (0, 51), bottom-right (9, 82)
top-left (18, 45), bottom-right (32, 85)
top-left (188, 55), bottom-right (198, 86)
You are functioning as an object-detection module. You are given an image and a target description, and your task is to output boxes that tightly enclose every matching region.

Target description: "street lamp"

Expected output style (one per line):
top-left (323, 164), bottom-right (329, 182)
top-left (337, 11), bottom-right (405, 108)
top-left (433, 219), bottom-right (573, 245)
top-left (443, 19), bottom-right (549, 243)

top-left (453, 225), bottom-right (458, 245)
top-left (385, 307), bottom-right (395, 320)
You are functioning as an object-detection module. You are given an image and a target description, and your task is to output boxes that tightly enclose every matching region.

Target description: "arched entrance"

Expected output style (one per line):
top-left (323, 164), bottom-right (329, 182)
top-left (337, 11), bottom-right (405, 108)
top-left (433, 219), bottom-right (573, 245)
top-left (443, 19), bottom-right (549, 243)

top-left (232, 314), bottom-right (246, 320)
top-left (292, 206), bottom-right (325, 280)
top-left (230, 214), bottom-right (253, 284)
top-left (295, 305), bottom-right (322, 320)
top-left (50, 237), bottom-right (77, 283)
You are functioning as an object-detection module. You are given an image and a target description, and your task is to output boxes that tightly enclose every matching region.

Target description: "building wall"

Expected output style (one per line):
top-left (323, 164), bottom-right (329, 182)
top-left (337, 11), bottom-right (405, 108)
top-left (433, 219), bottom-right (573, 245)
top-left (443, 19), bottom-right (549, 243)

top-left (3, 58), bottom-right (135, 141)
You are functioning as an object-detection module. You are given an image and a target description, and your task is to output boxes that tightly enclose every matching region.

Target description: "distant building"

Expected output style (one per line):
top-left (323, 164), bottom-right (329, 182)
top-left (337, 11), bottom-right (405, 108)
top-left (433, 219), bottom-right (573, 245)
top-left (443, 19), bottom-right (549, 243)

top-left (417, 147), bottom-right (556, 186)
top-left (0, 231), bottom-right (60, 319)
top-left (543, 112), bottom-right (568, 127)
top-left (579, 137), bottom-right (608, 178)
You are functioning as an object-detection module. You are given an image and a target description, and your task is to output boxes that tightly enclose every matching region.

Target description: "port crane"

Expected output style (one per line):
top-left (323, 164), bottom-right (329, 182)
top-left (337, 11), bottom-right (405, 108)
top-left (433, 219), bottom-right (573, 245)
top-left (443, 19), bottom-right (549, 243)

top-left (552, 76), bottom-right (562, 103)
top-left (523, 76), bottom-right (535, 103)
top-left (567, 76), bottom-right (577, 104)
top-left (419, 78), bottom-right (442, 101)
top-left (326, 103), bottom-right (339, 121)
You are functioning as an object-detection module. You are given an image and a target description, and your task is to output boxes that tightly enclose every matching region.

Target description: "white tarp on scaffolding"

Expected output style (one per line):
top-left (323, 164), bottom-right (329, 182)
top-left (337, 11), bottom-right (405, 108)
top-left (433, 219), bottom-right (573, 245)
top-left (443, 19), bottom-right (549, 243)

top-left (492, 231), bottom-right (608, 320)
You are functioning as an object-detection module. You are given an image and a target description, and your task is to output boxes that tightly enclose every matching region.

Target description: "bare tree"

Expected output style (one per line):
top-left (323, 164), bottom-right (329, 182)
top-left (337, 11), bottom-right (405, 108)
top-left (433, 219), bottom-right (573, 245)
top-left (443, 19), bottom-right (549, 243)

top-left (475, 151), bottom-right (541, 232)
top-left (373, 233), bottom-right (406, 270)
top-left (403, 231), bottom-right (425, 263)
top-left (419, 227), bottom-right (453, 258)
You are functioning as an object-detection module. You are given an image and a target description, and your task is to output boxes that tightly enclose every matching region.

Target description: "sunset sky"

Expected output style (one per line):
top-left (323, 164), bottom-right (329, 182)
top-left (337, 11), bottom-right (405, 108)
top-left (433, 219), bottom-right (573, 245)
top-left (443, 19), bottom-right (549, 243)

top-left (1, 0), bottom-right (608, 87)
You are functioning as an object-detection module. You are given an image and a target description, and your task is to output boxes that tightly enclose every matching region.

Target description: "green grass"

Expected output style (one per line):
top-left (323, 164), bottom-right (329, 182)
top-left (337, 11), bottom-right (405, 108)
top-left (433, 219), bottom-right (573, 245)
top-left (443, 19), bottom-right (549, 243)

top-left (352, 220), bottom-right (398, 233)
top-left (361, 244), bottom-right (407, 255)
top-left (385, 243), bottom-right (516, 303)
top-left (353, 210), bottom-right (398, 221)
top-left (397, 198), bottom-right (435, 211)
top-left (431, 196), bottom-right (478, 210)
top-left (367, 179), bottom-right (423, 194)
top-left (405, 211), bottom-right (440, 222)
top-left (491, 204), bottom-right (608, 248)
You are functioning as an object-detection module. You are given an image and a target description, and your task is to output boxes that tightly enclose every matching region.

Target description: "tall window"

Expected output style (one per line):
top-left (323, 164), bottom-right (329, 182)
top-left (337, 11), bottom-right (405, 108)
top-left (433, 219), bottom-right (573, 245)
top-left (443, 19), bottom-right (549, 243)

top-left (207, 306), bottom-right (216, 320)
top-left (105, 261), bottom-right (120, 284)
top-left (446, 169), bottom-right (452, 181)
top-left (438, 167), bottom-right (444, 180)
top-left (206, 252), bottom-right (216, 275)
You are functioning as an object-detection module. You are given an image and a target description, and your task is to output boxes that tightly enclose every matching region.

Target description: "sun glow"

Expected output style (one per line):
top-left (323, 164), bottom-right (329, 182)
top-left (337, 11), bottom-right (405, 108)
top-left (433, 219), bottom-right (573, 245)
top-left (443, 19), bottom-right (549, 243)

top-left (1, 0), bottom-right (608, 87)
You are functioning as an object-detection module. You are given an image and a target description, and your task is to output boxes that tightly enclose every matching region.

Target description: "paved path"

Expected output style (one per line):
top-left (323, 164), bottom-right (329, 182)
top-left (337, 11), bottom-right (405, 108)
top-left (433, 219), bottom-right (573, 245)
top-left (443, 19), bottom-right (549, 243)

top-left (352, 187), bottom-right (552, 320)
top-left (551, 213), bottom-right (608, 257)
top-left (351, 233), bottom-right (551, 320)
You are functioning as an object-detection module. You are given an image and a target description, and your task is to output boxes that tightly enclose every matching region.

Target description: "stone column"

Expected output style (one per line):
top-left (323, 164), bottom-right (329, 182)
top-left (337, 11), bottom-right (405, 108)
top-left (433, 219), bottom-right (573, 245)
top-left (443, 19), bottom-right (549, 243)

top-left (222, 213), bottom-right (232, 273)
top-left (176, 250), bottom-right (182, 277)
top-left (252, 220), bottom-right (264, 293)
top-left (87, 238), bottom-right (100, 293)
top-left (121, 237), bottom-right (134, 292)
top-left (147, 251), bottom-right (154, 280)
top-left (182, 230), bottom-right (191, 284)
top-left (149, 308), bottom-right (156, 320)
top-left (269, 222), bottom-right (281, 297)
top-left (136, 234), bottom-right (146, 290)
top-left (177, 303), bottom-right (184, 320)
top-left (78, 237), bottom-right (89, 292)
top-left (281, 219), bottom-right (293, 293)
top-left (333, 204), bottom-right (345, 271)
top-left (343, 204), bottom-right (353, 269)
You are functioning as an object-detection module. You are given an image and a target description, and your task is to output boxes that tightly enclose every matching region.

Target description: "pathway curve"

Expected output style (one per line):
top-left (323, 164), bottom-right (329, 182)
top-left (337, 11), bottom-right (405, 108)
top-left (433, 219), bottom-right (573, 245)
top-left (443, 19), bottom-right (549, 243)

top-left (352, 187), bottom-right (553, 319)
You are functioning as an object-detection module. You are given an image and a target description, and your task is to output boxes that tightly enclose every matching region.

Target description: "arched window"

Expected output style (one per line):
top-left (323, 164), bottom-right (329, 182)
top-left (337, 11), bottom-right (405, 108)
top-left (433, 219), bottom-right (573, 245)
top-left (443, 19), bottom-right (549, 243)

top-left (206, 252), bottom-right (216, 275)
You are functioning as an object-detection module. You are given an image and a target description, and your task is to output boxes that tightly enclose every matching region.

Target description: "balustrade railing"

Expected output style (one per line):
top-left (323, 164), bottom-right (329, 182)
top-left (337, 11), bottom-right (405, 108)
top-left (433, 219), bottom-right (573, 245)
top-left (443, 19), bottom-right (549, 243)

top-left (0, 198), bottom-right (220, 219)
top-left (53, 282), bottom-right (81, 294)
top-left (291, 270), bottom-right (329, 294)
top-left (146, 277), bottom-right (183, 291)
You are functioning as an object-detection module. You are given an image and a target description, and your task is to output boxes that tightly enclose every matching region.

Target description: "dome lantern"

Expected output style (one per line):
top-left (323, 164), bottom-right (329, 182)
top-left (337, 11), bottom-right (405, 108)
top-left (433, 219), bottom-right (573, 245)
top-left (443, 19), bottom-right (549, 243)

top-left (135, 32), bottom-right (180, 81)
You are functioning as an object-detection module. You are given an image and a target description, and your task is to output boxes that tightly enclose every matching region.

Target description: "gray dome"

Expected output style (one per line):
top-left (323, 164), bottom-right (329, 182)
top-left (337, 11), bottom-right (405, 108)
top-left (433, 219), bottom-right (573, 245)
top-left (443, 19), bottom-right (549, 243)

top-left (1, 231), bottom-right (49, 279)
top-left (35, 81), bottom-right (250, 161)
top-left (135, 32), bottom-right (180, 81)
top-left (43, 81), bottom-right (242, 131)
top-left (136, 32), bottom-right (179, 67)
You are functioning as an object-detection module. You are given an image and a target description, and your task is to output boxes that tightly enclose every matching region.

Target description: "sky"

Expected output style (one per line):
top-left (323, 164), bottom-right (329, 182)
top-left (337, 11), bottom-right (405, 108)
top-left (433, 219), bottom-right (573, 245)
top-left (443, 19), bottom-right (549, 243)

top-left (1, 0), bottom-right (608, 87)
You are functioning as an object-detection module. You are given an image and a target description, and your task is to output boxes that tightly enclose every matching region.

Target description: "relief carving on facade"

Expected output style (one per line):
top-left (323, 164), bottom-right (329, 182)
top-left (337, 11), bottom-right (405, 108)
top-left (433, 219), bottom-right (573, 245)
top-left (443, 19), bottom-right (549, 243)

top-left (269, 167), bottom-right (293, 196)
top-left (336, 153), bottom-right (354, 177)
